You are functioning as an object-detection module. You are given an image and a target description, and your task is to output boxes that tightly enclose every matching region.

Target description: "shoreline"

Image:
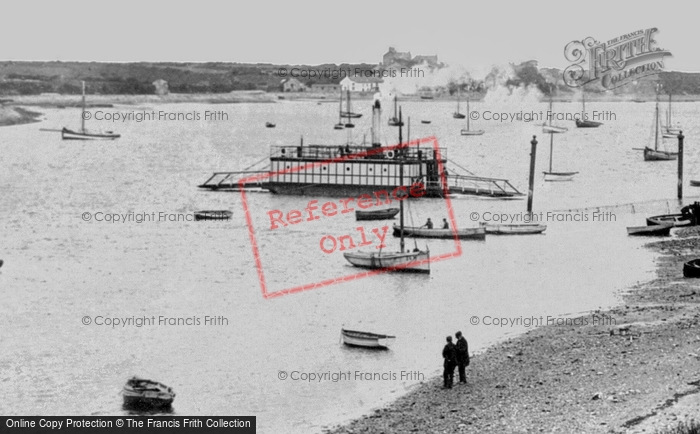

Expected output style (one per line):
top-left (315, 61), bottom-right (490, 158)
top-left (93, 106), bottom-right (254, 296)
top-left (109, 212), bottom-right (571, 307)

top-left (326, 227), bottom-right (700, 433)
top-left (0, 106), bottom-right (43, 127)
top-left (4, 91), bottom-right (700, 109)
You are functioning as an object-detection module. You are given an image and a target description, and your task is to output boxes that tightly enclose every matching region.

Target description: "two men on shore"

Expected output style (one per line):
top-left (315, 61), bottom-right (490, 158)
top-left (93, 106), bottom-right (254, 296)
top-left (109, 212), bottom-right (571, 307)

top-left (442, 331), bottom-right (470, 388)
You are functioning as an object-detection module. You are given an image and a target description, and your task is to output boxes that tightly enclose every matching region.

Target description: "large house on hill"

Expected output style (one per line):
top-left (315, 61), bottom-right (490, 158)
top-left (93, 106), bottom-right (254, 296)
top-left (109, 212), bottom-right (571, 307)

top-left (280, 78), bottom-right (306, 92)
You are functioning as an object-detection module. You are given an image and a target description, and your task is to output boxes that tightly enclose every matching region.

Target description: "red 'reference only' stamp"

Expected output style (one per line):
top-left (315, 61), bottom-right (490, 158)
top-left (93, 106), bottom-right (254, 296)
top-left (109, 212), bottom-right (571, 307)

top-left (239, 136), bottom-right (461, 298)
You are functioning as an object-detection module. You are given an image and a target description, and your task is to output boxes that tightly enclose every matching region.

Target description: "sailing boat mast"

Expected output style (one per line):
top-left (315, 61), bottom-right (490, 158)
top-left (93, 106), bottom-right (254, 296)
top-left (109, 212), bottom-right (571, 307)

top-left (81, 81), bottom-right (86, 133)
top-left (466, 97), bottom-right (470, 130)
top-left (581, 90), bottom-right (586, 119)
top-left (456, 89), bottom-right (461, 114)
top-left (655, 98), bottom-right (660, 151)
top-left (398, 107), bottom-right (404, 253)
top-left (548, 131), bottom-right (554, 172)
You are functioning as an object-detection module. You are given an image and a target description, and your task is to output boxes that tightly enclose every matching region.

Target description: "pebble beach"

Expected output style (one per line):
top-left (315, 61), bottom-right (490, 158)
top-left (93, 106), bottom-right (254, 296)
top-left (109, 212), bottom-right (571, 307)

top-left (327, 227), bottom-right (700, 434)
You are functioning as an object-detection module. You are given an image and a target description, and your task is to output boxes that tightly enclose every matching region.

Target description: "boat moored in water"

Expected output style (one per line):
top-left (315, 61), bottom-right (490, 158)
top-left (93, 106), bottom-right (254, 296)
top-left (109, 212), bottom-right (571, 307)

top-left (122, 377), bottom-right (175, 410)
top-left (341, 329), bottom-right (396, 348)
top-left (480, 222), bottom-right (547, 235)
top-left (194, 210), bottom-right (232, 221)
top-left (392, 225), bottom-right (485, 240)
top-left (356, 208), bottom-right (399, 221)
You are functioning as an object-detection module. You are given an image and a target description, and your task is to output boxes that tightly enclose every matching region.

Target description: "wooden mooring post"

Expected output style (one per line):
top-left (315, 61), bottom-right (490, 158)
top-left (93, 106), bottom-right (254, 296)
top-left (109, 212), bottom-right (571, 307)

top-left (678, 131), bottom-right (684, 200)
top-left (527, 135), bottom-right (538, 213)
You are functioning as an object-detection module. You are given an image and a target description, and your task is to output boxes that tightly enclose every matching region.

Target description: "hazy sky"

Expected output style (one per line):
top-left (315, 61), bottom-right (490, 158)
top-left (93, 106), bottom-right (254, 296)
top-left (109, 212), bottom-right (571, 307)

top-left (2, 0), bottom-right (695, 71)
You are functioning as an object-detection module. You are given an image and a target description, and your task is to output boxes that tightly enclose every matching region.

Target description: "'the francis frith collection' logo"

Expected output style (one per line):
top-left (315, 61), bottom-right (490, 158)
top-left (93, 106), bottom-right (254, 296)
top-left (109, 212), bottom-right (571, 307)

top-left (563, 28), bottom-right (671, 90)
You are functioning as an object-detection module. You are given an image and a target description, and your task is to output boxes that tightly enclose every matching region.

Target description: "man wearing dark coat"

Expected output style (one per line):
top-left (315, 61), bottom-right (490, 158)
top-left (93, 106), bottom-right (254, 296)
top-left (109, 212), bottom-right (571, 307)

top-left (455, 331), bottom-right (470, 384)
top-left (442, 336), bottom-right (457, 388)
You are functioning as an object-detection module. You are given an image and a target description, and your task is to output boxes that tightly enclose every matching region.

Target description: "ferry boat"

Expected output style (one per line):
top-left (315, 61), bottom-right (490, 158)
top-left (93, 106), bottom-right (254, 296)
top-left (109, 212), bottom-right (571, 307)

top-left (199, 99), bottom-right (523, 199)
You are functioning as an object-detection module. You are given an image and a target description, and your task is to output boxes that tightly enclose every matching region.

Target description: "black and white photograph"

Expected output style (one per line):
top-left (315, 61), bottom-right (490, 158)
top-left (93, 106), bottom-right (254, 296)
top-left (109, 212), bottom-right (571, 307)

top-left (2, 1), bottom-right (700, 433)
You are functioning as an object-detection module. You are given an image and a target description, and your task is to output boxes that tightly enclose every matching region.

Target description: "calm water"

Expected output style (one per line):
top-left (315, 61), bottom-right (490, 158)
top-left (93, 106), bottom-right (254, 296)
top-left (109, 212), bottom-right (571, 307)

top-left (1, 98), bottom-right (699, 433)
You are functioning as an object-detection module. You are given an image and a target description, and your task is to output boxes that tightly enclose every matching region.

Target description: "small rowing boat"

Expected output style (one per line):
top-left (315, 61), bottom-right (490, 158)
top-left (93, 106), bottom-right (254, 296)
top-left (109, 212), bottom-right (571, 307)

top-left (355, 208), bottom-right (399, 221)
top-left (341, 329), bottom-right (395, 349)
top-left (265, 122), bottom-right (276, 128)
top-left (480, 223), bottom-right (546, 235)
top-left (194, 210), bottom-right (232, 221)
top-left (122, 377), bottom-right (175, 410)
top-left (683, 259), bottom-right (700, 278)
top-left (627, 224), bottom-right (672, 236)
top-left (392, 225), bottom-right (486, 240)
top-left (690, 180), bottom-right (700, 187)
top-left (646, 214), bottom-right (691, 227)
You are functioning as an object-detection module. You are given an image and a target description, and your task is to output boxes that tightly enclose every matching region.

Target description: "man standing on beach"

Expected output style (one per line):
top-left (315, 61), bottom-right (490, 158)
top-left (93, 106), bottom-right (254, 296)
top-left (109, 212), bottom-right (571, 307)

top-left (455, 331), bottom-right (470, 384)
top-left (442, 336), bottom-right (457, 389)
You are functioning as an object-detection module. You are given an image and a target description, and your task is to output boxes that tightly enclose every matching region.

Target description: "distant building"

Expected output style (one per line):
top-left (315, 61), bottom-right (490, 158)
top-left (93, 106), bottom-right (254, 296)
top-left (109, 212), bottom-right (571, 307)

top-left (412, 55), bottom-right (439, 66)
top-left (382, 47), bottom-right (412, 66)
top-left (281, 78), bottom-right (306, 92)
top-left (152, 79), bottom-right (169, 95)
top-left (311, 83), bottom-right (341, 93)
top-left (340, 76), bottom-right (383, 93)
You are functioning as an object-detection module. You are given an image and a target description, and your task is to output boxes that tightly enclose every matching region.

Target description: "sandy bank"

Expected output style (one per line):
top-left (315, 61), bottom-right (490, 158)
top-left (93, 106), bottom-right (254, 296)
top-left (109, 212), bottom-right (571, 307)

top-left (326, 227), bottom-right (700, 433)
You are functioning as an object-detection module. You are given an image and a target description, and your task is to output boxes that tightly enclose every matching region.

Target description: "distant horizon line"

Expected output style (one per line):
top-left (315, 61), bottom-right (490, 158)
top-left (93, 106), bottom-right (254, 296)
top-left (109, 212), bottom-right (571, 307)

top-left (1, 59), bottom-right (697, 75)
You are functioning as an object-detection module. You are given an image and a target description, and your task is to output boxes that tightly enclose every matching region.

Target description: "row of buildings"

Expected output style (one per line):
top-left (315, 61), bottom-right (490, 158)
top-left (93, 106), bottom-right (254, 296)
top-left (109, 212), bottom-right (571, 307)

top-left (281, 47), bottom-right (441, 93)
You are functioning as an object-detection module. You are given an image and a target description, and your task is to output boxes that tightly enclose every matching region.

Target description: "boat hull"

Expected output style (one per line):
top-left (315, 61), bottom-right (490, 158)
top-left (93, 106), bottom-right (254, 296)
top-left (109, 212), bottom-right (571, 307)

top-left (343, 250), bottom-right (430, 273)
top-left (453, 113), bottom-right (466, 119)
top-left (690, 180), bottom-right (700, 187)
top-left (542, 125), bottom-right (568, 134)
top-left (61, 128), bottom-right (120, 140)
top-left (460, 129), bottom-right (484, 136)
top-left (194, 210), bottom-right (232, 221)
top-left (627, 225), bottom-right (672, 236)
top-left (122, 378), bottom-right (175, 410)
top-left (543, 171), bottom-right (578, 182)
top-left (683, 259), bottom-right (700, 278)
top-left (392, 225), bottom-right (485, 240)
top-left (644, 148), bottom-right (677, 161)
top-left (575, 119), bottom-right (603, 128)
top-left (646, 214), bottom-right (692, 227)
top-left (341, 329), bottom-right (395, 348)
top-left (481, 223), bottom-right (546, 235)
top-left (356, 208), bottom-right (400, 221)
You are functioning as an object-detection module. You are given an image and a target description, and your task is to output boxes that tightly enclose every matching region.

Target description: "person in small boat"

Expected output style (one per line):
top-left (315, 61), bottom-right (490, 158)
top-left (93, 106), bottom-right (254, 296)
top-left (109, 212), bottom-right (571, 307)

top-left (442, 336), bottom-right (457, 389)
top-left (442, 218), bottom-right (449, 229)
top-left (422, 218), bottom-right (433, 229)
top-left (455, 331), bottom-right (470, 384)
top-left (345, 144), bottom-right (351, 154)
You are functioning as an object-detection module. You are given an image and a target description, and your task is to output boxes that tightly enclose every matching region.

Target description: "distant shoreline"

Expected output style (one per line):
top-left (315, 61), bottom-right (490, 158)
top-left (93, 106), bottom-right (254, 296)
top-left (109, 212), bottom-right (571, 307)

top-left (0, 106), bottom-right (42, 127)
top-left (4, 91), bottom-right (700, 109)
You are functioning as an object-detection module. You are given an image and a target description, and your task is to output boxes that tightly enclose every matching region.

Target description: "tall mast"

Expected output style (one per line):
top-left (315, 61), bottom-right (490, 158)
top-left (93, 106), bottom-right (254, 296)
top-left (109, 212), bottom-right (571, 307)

top-left (668, 93), bottom-right (672, 126)
top-left (548, 96), bottom-right (553, 127)
top-left (466, 97), bottom-right (470, 130)
top-left (81, 81), bottom-right (86, 133)
top-left (338, 89), bottom-right (343, 124)
top-left (581, 89), bottom-right (586, 118)
top-left (398, 107), bottom-right (404, 253)
top-left (394, 95), bottom-right (397, 118)
top-left (655, 99), bottom-right (660, 151)
top-left (347, 90), bottom-right (352, 116)
top-left (456, 88), bottom-right (460, 113)
top-left (549, 132), bottom-right (554, 172)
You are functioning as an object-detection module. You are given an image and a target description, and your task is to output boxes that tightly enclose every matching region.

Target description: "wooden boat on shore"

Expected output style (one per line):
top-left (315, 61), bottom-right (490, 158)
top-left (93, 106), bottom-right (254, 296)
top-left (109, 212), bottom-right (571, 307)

top-left (122, 377), bottom-right (175, 409)
top-left (341, 329), bottom-right (395, 348)
top-left (627, 224), bottom-right (672, 236)
top-left (480, 222), bottom-right (546, 235)
top-left (194, 210), bottom-right (232, 221)
top-left (683, 259), bottom-right (700, 278)
top-left (421, 120), bottom-right (431, 124)
top-left (355, 208), bottom-right (399, 221)
top-left (62, 81), bottom-right (120, 140)
top-left (265, 122), bottom-right (276, 128)
top-left (690, 180), bottom-right (700, 187)
top-left (392, 224), bottom-right (486, 240)
top-left (646, 214), bottom-right (691, 227)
